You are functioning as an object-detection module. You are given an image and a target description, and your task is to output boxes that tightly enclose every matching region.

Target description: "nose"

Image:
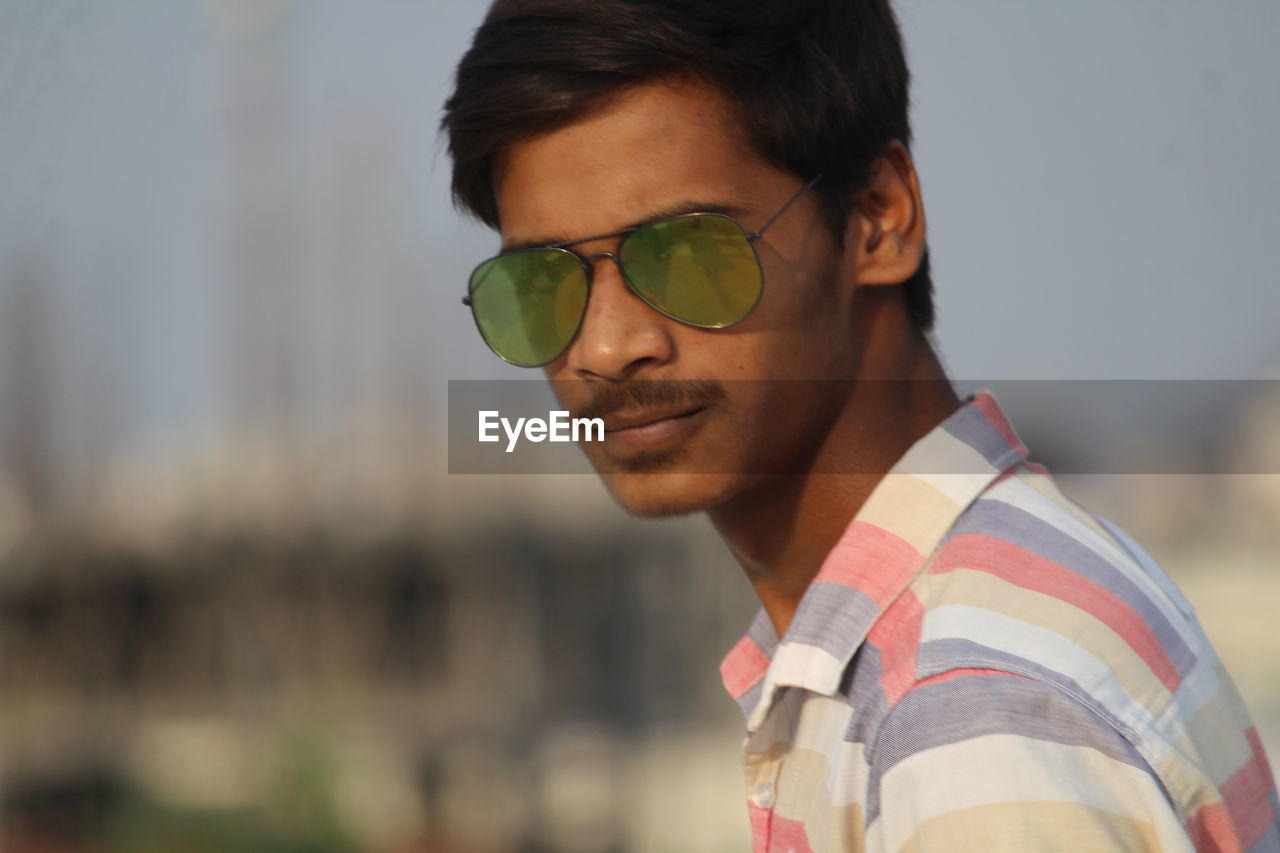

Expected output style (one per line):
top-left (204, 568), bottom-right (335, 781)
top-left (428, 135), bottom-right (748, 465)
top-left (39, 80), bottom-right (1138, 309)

top-left (565, 251), bottom-right (675, 381)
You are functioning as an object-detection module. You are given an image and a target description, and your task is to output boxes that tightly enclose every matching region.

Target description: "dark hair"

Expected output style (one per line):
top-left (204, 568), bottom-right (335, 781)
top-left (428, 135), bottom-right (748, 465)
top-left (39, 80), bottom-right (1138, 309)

top-left (441, 0), bottom-right (935, 331)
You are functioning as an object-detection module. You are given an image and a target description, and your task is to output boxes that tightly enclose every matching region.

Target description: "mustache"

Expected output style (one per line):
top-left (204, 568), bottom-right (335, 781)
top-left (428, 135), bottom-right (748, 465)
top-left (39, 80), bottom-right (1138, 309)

top-left (566, 379), bottom-right (726, 423)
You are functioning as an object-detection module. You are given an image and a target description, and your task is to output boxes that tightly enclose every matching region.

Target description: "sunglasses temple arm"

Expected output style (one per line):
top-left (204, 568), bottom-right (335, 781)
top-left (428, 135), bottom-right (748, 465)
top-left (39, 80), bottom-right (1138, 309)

top-left (748, 174), bottom-right (823, 241)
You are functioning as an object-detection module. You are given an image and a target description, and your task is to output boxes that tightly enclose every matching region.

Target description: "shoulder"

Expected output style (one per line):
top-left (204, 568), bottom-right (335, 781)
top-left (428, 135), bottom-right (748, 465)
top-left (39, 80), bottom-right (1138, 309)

top-left (896, 463), bottom-right (1203, 736)
top-left (858, 464), bottom-right (1280, 849)
top-left (863, 668), bottom-right (1197, 853)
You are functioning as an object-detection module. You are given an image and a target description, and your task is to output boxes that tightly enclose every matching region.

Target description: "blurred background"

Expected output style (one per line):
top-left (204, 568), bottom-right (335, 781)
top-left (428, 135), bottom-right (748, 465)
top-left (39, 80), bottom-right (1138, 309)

top-left (2, 1), bottom-right (1278, 850)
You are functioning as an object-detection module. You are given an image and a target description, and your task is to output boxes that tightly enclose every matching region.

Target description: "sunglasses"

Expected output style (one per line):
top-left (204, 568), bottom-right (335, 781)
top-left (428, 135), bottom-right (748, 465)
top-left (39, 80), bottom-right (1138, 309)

top-left (462, 175), bottom-right (822, 367)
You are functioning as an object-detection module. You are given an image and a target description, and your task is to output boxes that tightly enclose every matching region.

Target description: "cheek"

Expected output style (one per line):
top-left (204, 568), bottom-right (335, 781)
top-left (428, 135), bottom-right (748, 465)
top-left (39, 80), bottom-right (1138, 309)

top-left (758, 250), bottom-right (845, 343)
top-left (757, 272), bottom-right (852, 373)
top-left (794, 250), bottom-right (846, 317)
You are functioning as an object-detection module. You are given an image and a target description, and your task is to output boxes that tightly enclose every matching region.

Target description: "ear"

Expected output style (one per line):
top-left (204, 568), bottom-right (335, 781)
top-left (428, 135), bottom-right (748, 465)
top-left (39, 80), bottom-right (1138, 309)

top-left (846, 140), bottom-right (926, 286)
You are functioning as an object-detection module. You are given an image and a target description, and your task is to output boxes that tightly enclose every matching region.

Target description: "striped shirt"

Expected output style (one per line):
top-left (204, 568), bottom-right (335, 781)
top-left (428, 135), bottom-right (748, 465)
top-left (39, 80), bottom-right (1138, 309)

top-left (719, 389), bottom-right (1280, 852)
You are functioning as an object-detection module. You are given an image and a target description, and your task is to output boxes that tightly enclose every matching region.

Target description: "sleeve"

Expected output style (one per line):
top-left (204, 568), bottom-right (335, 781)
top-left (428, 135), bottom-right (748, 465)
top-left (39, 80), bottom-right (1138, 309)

top-left (863, 670), bottom-right (1196, 852)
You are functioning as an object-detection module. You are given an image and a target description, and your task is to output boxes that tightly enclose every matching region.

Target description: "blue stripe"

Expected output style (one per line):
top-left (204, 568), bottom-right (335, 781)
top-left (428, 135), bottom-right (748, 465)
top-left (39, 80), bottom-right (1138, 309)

top-left (1245, 818), bottom-right (1280, 853)
top-left (941, 400), bottom-right (1022, 468)
top-left (786, 581), bottom-right (879, 661)
top-left (865, 671), bottom-right (1155, 825)
top-left (915, 636), bottom-right (1137, 739)
top-left (839, 642), bottom-right (891, 745)
top-left (735, 679), bottom-right (765, 721)
top-left (747, 606), bottom-right (779, 658)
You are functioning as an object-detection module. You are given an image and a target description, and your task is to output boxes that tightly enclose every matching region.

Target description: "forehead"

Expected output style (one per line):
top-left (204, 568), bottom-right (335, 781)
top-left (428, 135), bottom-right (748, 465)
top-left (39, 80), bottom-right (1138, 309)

top-left (492, 77), bottom-right (783, 244)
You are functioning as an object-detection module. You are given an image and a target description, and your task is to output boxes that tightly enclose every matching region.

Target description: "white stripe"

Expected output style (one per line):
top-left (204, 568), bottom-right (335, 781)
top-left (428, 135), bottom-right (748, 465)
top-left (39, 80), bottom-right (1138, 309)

top-left (792, 694), bottom-right (858, 802)
top-left (922, 603), bottom-right (1154, 736)
top-left (747, 642), bottom-right (843, 731)
top-left (869, 734), bottom-right (1196, 853)
top-left (771, 640), bottom-right (843, 694)
top-left (830, 740), bottom-right (868, 808)
top-left (911, 471), bottom-right (998, 508)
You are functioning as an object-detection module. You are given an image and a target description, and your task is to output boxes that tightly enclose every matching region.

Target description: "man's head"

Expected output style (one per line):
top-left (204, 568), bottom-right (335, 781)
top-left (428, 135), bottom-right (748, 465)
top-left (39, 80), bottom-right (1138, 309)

top-left (443, 0), bottom-right (933, 516)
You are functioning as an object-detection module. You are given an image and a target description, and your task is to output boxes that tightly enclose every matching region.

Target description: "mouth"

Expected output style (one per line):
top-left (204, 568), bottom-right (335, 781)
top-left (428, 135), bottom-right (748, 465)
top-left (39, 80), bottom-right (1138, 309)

top-left (602, 405), bottom-right (708, 449)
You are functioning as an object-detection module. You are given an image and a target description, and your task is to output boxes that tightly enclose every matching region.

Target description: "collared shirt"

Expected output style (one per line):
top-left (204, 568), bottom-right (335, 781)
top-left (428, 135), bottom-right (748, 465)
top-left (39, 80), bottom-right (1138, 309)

top-left (719, 389), bottom-right (1280, 852)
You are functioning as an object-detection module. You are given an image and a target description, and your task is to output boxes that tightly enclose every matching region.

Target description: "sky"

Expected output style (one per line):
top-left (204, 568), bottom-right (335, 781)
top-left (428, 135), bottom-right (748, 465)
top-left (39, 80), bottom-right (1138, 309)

top-left (1, 0), bottom-right (1278, 510)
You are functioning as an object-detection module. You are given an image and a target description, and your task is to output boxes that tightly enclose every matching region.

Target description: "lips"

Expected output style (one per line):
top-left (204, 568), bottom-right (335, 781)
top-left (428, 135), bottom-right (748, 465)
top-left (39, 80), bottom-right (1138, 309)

top-left (604, 405), bottom-right (703, 432)
top-left (602, 405), bottom-right (707, 448)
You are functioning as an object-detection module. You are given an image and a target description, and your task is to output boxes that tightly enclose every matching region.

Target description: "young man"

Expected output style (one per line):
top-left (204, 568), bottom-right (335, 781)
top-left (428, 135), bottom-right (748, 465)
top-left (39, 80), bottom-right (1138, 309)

top-left (442, 2), bottom-right (1279, 850)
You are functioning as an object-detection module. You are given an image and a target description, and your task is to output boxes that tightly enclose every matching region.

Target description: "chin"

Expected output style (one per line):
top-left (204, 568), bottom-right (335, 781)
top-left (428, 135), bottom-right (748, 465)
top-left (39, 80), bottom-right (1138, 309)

top-left (575, 402), bottom-right (770, 516)
top-left (597, 470), bottom-right (756, 518)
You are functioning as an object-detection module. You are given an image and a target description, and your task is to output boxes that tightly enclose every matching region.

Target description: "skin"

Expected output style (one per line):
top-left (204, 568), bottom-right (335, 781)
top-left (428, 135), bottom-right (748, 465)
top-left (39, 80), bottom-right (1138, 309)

top-left (491, 75), bottom-right (959, 638)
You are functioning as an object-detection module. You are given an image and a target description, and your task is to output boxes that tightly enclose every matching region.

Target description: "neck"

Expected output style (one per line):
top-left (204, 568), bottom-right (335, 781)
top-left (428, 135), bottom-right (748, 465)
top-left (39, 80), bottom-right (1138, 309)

top-left (707, 298), bottom-right (959, 640)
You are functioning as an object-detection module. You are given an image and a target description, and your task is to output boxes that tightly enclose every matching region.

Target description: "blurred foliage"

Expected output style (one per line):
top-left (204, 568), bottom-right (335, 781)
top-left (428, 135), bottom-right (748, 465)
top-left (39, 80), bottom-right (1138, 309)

top-left (3, 733), bottom-right (355, 853)
top-left (103, 795), bottom-right (351, 853)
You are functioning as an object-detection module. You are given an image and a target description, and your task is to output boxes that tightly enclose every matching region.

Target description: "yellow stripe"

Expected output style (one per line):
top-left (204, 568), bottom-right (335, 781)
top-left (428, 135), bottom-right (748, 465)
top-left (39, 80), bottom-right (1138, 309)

top-left (857, 473), bottom-right (964, 557)
top-left (827, 801), bottom-right (865, 853)
top-left (896, 800), bottom-right (1165, 853)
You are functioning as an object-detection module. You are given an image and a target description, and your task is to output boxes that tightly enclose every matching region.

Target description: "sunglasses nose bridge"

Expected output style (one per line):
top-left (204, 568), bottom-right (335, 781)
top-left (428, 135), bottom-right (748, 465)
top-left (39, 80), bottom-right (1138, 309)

top-left (579, 250), bottom-right (626, 284)
top-left (581, 249), bottom-right (620, 266)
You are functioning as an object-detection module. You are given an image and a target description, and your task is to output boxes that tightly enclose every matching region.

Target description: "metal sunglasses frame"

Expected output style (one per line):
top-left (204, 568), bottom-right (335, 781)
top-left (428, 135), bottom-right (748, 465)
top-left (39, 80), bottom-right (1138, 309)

top-left (462, 174), bottom-right (823, 367)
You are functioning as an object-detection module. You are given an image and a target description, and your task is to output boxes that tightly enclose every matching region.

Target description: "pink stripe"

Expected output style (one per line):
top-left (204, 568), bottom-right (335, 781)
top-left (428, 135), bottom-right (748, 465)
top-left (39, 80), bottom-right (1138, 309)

top-left (870, 589), bottom-right (924, 705)
top-left (748, 802), bottom-right (770, 853)
top-left (748, 803), bottom-right (817, 853)
top-left (1247, 726), bottom-right (1279, 790)
top-left (815, 520), bottom-right (922, 608)
top-left (766, 812), bottom-right (814, 853)
top-left (914, 667), bottom-right (1032, 688)
top-left (1184, 800), bottom-right (1243, 852)
top-left (930, 532), bottom-right (1183, 693)
top-left (1221, 727), bottom-right (1280, 848)
top-left (972, 391), bottom-right (1029, 456)
top-left (720, 635), bottom-right (771, 700)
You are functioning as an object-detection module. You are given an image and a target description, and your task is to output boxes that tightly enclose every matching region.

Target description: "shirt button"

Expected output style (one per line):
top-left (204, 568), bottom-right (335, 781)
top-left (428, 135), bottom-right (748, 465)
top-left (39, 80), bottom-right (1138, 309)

top-left (750, 782), bottom-right (775, 809)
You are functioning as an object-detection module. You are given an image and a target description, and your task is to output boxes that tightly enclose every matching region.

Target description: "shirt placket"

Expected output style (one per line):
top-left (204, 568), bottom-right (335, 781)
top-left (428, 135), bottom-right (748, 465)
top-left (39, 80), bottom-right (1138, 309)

top-left (744, 743), bottom-right (782, 852)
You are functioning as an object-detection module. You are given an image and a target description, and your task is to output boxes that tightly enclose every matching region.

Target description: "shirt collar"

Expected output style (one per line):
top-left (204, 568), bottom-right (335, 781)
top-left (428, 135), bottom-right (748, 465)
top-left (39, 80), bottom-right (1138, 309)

top-left (718, 388), bottom-right (1030, 731)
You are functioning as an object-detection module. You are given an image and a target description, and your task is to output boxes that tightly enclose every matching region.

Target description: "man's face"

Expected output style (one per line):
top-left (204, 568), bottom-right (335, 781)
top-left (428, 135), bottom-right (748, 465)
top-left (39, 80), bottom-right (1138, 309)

top-left (492, 76), bottom-right (866, 516)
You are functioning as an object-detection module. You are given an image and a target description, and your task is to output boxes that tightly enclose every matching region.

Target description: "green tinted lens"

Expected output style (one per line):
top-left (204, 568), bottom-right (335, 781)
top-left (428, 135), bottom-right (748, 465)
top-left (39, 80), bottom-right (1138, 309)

top-left (468, 249), bottom-right (587, 367)
top-left (618, 214), bottom-right (762, 327)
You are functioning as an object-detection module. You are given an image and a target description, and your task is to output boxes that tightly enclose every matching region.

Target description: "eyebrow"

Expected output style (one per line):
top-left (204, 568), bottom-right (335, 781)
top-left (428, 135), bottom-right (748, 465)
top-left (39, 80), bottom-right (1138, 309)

top-left (499, 199), bottom-right (758, 254)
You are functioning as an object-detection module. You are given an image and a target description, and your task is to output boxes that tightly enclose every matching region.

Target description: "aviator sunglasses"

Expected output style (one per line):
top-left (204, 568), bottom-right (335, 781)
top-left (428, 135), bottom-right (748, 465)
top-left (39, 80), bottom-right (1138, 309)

top-left (462, 175), bottom-right (823, 367)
